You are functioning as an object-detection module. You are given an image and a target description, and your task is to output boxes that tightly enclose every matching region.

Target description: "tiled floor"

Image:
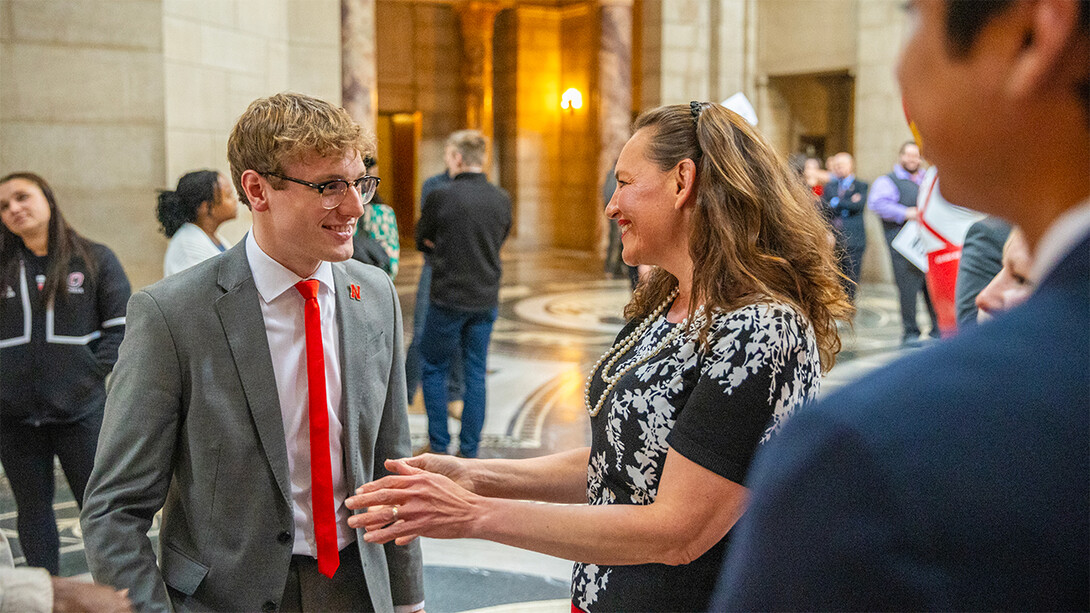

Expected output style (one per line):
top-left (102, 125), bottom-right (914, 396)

top-left (0, 246), bottom-right (934, 611)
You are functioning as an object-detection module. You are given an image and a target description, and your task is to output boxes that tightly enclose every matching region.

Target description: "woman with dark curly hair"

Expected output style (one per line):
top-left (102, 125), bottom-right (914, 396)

top-left (345, 102), bottom-right (852, 611)
top-left (0, 172), bottom-right (131, 575)
top-left (158, 170), bottom-right (238, 277)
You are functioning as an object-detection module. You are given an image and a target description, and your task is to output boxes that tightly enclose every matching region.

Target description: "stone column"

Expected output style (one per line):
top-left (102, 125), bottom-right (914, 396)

top-left (454, 1), bottom-right (502, 144)
top-left (598, 0), bottom-right (633, 254)
top-left (342, 0), bottom-right (377, 134)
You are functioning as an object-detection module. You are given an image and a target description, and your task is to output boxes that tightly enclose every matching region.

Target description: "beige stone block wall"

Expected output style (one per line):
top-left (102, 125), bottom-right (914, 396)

top-left (644, 0), bottom-right (750, 112)
top-left (513, 5), bottom-right (562, 249)
top-left (1, 0), bottom-right (166, 288)
top-left (639, 0), bottom-right (662, 109)
top-left (757, 0), bottom-right (856, 76)
top-left (853, 0), bottom-right (914, 285)
top-left (160, 0), bottom-right (340, 281)
top-left (715, 0), bottom-right (748, 102)
top-left (657, 0), bottom-right (711, 104)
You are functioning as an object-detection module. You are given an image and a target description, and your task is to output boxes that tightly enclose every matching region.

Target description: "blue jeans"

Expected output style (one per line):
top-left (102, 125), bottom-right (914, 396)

top-left (420, 304), bottom-right (497, 457)
top-left (405, 261), bottom-right (463, 402)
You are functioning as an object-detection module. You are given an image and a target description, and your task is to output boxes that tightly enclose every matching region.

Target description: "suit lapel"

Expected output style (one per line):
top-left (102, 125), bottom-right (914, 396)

top-left (214, 243), bottom-right (292, 506)
top-left (334, 264), bottom-right (380, 485)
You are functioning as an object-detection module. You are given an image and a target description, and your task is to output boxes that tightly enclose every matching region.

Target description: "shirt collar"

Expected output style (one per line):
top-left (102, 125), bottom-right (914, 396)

top-left (892, 164), bottom-right (921, 184)
top-left (1030, 198), bottom-right (1090, 285)
top-left (245, 231), bottom-right (335, 303)
top-left (841, 174), bottom-right (855, 186)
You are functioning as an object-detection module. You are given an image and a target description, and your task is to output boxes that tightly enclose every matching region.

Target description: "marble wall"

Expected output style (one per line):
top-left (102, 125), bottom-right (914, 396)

top-left (376, 1), bottom-right (464, 197)
top-left (557, 3), bottom-right (598, 251)
top-left (163, 0), bottom-right (341, 274)
top-left (642, 0), bottom-right (912, 282)
top-left (1, 0), bottom-right (342, 288)
top-left (512, 5), bottom-right (561, 249)
top-left (641, 0), bottom-right (750, 109)
top-left (1, 0), bottom-right (166, 288)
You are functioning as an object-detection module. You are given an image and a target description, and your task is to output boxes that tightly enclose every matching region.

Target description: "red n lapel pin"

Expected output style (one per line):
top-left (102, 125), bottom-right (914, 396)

top-left (349, 284), bottom-right (361, 301)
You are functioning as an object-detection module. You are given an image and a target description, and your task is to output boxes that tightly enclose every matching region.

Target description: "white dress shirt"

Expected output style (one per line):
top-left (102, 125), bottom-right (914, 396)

top-left (245, 232), bottom-right (354, 557)
top-left (1030, 198), bottom-right (1090, 284)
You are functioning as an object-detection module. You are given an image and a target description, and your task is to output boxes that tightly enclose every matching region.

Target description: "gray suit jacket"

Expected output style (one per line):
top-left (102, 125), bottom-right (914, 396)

top-left (80, 242), bottom-right (423, 612)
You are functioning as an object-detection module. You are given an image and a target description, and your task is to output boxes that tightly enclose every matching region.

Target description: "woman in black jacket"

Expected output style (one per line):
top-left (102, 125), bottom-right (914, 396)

top-left (0, 172), bottom-right (131, 574)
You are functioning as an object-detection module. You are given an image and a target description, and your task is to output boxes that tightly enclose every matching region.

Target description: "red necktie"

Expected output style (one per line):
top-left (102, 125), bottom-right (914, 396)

top-left (294, 279), bottom-right (339, 578)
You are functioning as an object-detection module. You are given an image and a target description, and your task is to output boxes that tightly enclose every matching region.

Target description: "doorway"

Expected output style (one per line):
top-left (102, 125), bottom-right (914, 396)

top-left (376, 112), bottom-right (422, 241)
top-left (766, 71), bottom-right (854, 157)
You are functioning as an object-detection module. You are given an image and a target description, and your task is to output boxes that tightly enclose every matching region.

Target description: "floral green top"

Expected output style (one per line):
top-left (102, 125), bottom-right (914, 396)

top-left (362, 203), bottom-right (400, 279)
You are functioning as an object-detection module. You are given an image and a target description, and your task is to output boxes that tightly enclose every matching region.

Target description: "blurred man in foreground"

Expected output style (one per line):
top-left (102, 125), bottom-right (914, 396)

top-left (715, 0), bottom-right (1089, 609)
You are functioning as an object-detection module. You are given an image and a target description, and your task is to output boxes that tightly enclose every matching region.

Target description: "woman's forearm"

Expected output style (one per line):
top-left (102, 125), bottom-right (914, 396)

top-left (353, 450), bottom-right (747, 566)
top-left (467, 490), bottom-right (739, 567)
top-left (468, 447), bottom-right (590, 503)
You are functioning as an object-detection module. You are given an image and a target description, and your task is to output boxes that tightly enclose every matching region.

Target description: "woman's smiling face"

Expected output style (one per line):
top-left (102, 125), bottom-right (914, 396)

top-left (605, 129), bottom-right (690, 268)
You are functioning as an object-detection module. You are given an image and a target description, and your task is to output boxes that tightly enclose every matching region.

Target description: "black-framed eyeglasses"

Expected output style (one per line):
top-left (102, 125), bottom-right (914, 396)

top-left (261, 172), bottom-right (380, 209)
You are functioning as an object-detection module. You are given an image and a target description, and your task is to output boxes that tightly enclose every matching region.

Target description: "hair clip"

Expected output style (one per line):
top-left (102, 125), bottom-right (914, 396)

top-left (690, 101), bottom-right (703, 119)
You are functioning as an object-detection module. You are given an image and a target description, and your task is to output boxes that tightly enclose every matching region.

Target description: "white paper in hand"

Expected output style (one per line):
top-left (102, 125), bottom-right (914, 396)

top-left (892, 221), bottom-right (929, 272)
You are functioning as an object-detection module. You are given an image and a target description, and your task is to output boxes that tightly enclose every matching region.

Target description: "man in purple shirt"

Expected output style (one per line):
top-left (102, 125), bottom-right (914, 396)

top-left (867, 141), bottom-right (938, 344)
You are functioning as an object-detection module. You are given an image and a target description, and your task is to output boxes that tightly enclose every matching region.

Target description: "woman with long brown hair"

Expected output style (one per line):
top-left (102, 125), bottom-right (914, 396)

top-left (0, 172), bottom-right (131, 575)
top-left (344, 102), bottom-right (852, 611)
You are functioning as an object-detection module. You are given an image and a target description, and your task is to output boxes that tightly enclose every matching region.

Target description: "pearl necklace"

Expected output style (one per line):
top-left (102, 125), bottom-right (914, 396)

top-left (584, 289), bottom-right (690, 417)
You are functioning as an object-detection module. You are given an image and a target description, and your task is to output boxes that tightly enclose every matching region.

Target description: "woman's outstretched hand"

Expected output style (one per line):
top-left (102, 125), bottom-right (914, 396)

top-left (346, 458), bottom-right (482, 546)
top-left (399, 453), bottom-right (478, 492)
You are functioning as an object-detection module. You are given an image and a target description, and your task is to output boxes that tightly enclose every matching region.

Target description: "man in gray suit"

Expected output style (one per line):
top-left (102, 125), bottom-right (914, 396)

top-left (80, 93), bottom-right (424, 613)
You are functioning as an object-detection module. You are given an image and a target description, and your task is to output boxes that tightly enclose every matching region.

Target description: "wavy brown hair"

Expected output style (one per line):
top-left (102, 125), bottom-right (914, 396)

top-left (623, 102), bottom-right (853, 371)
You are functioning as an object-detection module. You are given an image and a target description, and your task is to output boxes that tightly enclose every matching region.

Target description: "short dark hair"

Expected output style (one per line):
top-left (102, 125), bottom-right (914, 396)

top-left (944, 0), bottom-right (1014, 56)
top-left (945, 0), bottom-right (1088, 117)
top-left (157, 170), bottom-right (220, 238)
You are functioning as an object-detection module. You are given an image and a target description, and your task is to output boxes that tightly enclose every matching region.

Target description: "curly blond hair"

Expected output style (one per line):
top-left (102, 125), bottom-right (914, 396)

top-left (227, 92), bottom-right (375, 207)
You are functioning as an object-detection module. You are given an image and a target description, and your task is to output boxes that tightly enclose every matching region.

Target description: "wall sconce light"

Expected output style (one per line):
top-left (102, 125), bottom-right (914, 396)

top-left (561, 88), bottom-right (583, 112)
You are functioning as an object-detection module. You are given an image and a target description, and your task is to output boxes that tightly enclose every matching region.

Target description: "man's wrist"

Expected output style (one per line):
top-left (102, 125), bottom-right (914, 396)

top-left (394, 600), bottom-right (425, 613)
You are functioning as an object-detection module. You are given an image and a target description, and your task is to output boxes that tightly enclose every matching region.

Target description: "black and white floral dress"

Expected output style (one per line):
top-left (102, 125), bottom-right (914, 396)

top-left (573, 300), bottom-right (822, 612)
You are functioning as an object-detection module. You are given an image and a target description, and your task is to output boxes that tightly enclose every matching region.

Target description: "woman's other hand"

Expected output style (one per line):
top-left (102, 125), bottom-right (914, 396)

top-left (346, 459), bottom-right (482, 546)
top-left (400, 453), bottom-right (478, 492)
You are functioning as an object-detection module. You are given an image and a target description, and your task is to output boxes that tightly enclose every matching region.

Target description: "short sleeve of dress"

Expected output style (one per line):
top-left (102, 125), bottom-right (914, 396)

top-left (667, 303), bottom-right (819, 485)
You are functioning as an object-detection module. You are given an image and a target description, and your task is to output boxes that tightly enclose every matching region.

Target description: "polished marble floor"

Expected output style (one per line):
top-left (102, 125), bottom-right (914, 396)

top-left (0, 246), bottom-right (934, 611)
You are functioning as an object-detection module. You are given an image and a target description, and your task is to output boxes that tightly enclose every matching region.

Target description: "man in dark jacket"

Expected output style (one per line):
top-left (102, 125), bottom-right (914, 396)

top-left (415, 130), bottom-right (511, 458)
top-left (822, 152), bottom-right (868, 302)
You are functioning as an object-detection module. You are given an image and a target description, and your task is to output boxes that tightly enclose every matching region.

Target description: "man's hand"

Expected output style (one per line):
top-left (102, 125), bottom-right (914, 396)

top-left (904, 206), bottom-right (919, 221)
top-left (51, 577), bottom-right (133, 613)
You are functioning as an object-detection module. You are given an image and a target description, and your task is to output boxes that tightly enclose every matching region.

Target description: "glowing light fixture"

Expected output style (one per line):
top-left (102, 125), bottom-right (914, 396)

top-left (561, 88), bottom-right (583, 111)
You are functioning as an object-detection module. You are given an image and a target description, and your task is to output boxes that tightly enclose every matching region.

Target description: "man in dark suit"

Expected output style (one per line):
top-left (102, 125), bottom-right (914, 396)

top-left (81, 93), bottom-right (424, 612)
top-left (713, 0), bottom-right (1089, 610)
top-left (822, 152), bottom-right (868, 302)
top-left (955, 216), bottom-right (1012, 327)
top-left (415, 130), bottom-right (511, 458)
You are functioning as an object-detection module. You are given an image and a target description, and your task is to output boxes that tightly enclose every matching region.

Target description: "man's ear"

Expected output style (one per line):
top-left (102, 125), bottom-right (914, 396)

top-left (1006, 0), bottom-right (1088, 101)
top-left (240, 170), bottom-right (269, 212)
top-left (674, 158), bottom-right (697, 210)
